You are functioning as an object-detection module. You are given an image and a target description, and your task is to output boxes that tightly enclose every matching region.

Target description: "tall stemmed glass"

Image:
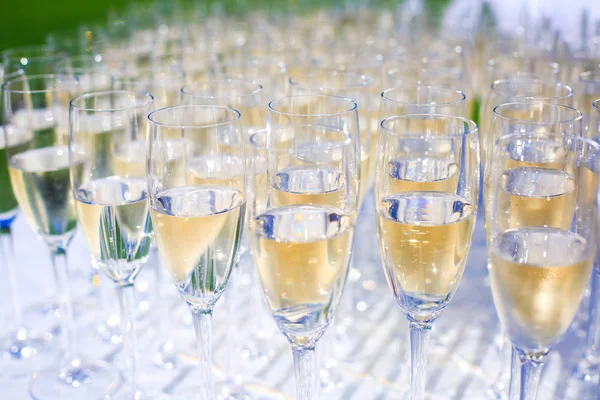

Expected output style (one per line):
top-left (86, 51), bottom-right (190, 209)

top-left (2, 45), bottom-right (67, 76)
top-left (0, 70), bottom-right (62, 377)
top-left (113, 67), bottom-right (186, 108)
top-left (2, 75), bottom-right (122, 399)
top-left (250, 95), bottom-right (359, 400)
top-left (147, 105), bottom-right (246, 400)
top-left (576, 69), bottom-right (600, 136)
top-left (480, 79), bottom-right (573, 167)
top-left (486, 132), bottom-right (598, 400)
top-left (584, 99), bottom-right (600, 375)
top-left (375, 114), bottom-right (480, 400)
top-left (69, 90), bottom-right (159, 400)
top-left (181, 77), bottom-right (266, 133)
top-left (181, 77), bottom-right (268, 383)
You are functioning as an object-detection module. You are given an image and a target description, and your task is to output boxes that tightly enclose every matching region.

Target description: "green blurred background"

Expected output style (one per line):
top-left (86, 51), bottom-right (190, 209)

top-left (0, 0), bottom-right (450, 52)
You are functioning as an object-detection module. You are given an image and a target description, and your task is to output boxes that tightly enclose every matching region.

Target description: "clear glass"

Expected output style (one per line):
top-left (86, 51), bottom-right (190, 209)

top-left (375, 114), bottom-right (480, 400)
top-left (112, 66), bottom-right (186, 108)
top-left (218, 56), bottom-right (288, 106)
top-left (486, 132), bottom-right (598, 400)
top-left (2, 74), bottom-right (122, 399)
top-left (69, 90), bottom-right (157, 399)
top-left (181, 77), bottom-right (266, 134)
top-left (584, 100), bottom-right (600, 373)
top-left (2, 45), bottom-right (67, 76)
top-left (56, 53), bottom-right (128, 92)
top-left (249, 95), bottom-right (360, 399)
top-left (483, 53), bottom-right (561, 89)
top-left (0, 70), bottom-right (62, 378)
top-left (147, 105), bottom-right (246, 399)
top-left (575, 68), bottom-right (600, 136)
top-left (480, 80), bottom-right (574, 170)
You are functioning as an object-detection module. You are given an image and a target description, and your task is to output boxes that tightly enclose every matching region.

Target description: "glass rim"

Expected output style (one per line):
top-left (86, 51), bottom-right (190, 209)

top-left (579, 70), bottom-right (600, 83)
top-left (594, 99), bottom-right (600, 112)
top-left (248, 128), bottom-right (268, 149)
top-left (379, 114), bottom-right (478, 138)
top-left (0, 69), bottom-right (24, 85)
top-left (70, 90), bottom-right (155, 112)
top-left (381, 85), bottom-right (467, 106)
top-left (1, 73), bottom-right (76, 94)
top-left (268, 94), bottom-right (358, 117)
top-left (181, 77), bottom-right (263, 98)
top-left (486, 54), bottom-right (560, 72)
top-left (148, 104), bottom-right (241, 129)
top-left (289, 70), bottom-right (370, 89)
top-left (2, 44), bottom-right (62, 61)
top-left (490, 78), bottom-right (573, 100)
top-left (221, 58), bottom-right (287, 76)
top-left (492, 101), bottom-right (582, 125)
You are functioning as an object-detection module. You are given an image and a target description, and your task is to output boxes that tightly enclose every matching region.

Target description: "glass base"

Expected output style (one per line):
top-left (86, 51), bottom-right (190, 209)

top-left (174, 382), bottom-right (288, 400)
top-left (29, 358), bottom-right (122, 400)
top-left (0, 328), bottom-right (61, 379)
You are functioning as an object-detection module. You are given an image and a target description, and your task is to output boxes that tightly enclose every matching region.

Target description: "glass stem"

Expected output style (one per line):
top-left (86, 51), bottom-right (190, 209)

top-left (50, 247), bottom-right (78, 360)
top-left (117, 282), bottom-right (138, 395)
top-left (508, 346), bottom-right (521, 400)
top-left (292, 344), bottom-right (318, 400)
top-left (0, 226), bottom-right (23, 330)
top-left (191, 307), bottom-right (214, 400)
top-left (225, 265), bottom-right (239, 383)
top-left (153, 255), bottom-right (169, 342)
top-left (519, 352), bottom-right (545, 400)
top-left (587, 268), bottom-right (600, 363)
top-left (409, 321), bottom-right (432, 400)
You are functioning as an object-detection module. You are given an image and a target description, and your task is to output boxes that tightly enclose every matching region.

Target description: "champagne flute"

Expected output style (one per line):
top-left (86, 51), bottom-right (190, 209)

top-left (2, 45), bottom-right (67, 76)
top-left (375, 114), bottom-right (480, 400)
top-left (148, 105), bottom-right (246, 400)
top-left (486, 132), bottom-right (598, 400)
top-left (250, 95), bottom-right (359, 400)
top-left (2, 75), bottom-right (122, 399)
top-left (181, 77), bottom-right (266, 134)
top-left (0, 70), bottom-right (63, 378)
top-left (583, 98), bottom-right (600, 376)
top-left (480, 79), bottom-right (574, 169)
top-left (288, 69), bottom-right (372, 203)
top-left (69, 90), bottom-right (162, 400)
top-left (576, 69), bottom-right (600, 136)
top-left (113, 66), bottom-right (186, 108)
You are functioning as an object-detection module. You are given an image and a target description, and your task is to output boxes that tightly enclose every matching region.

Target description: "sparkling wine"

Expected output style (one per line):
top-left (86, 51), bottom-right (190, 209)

top-left (271, 165), bottom-right (346, 208)
top-left (76, 176), bottom-right (151, 281)
top-left (495, 167), bottom-right (576, 231)
top-left (489, 227), bottom-right (592, 351)
top-left (9, 146), bottom-right (80, 243)
top-left (0, 126), bottom-right (31, 216)
top-left (151, 185), bottom-right (245, 305)
top-left (377, 192), bottom-right (475, 316)
top-left (250, 204), bottom-right (353, 344)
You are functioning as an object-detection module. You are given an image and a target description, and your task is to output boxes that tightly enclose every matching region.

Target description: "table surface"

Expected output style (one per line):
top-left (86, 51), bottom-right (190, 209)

top-left (0, 204), bottom-right (598, 399)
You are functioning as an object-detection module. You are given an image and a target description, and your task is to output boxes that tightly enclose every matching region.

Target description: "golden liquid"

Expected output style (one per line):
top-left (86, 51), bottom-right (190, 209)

top-left (250, 205), bottom-right (353, 344)
top-left (496, 167), bottom-right (576, 231)
top-left (9, 146), bottom-right (80, 241)
top-left (75, 177), bottom-right (151, 280)
top-left (151, 186), bottom-right (245, 304)
top-left (358, 149), bottom-right (372, 206)
top-left (377, 192), bottom-right (474, 313)
top-left (490, 228), bottom-right (592, 350)
top-left (76, 199), bottom-right (102, 259)
top-left (387, 156), bottom-right (459, 194)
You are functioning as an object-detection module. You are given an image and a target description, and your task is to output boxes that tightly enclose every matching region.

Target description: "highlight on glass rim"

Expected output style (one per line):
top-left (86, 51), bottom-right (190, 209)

top-left (0, 1), bottom-right (600, 399)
